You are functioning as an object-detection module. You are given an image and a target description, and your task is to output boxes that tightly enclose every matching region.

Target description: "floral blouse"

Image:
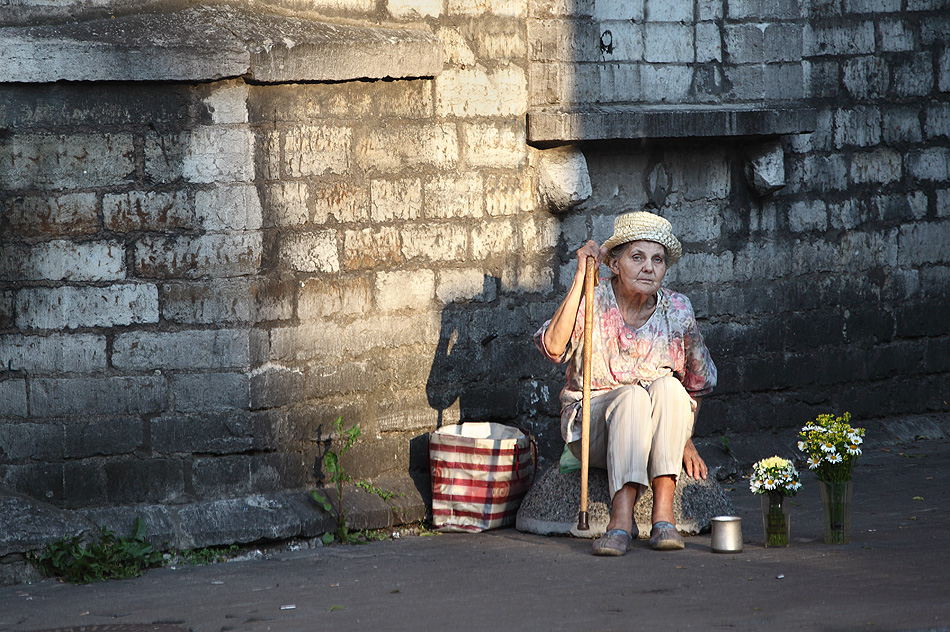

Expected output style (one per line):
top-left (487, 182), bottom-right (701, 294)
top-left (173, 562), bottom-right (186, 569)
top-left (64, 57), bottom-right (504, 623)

top-left (534, 279), bottom-right (717, 444)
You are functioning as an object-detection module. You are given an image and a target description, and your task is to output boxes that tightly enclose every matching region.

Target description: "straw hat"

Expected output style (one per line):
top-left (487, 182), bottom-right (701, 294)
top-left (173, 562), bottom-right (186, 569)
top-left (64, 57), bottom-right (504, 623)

top-left (601, 211), bottom-right (682, 265)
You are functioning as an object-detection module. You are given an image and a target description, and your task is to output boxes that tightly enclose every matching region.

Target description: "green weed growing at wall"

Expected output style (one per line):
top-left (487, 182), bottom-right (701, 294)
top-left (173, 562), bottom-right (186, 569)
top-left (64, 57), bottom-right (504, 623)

top-left (28, 517), bottom-right (163, 584)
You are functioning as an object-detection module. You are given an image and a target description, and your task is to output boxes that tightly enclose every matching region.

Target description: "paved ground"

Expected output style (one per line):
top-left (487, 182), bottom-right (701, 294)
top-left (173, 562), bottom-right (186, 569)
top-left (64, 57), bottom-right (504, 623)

top-left (1, 438), bottom-right (948, 632)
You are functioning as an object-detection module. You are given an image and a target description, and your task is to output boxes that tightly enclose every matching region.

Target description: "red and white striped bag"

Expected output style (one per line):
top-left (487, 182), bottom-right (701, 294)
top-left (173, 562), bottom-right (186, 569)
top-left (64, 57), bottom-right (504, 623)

top-left (429, 422), bottom-right (537, 533)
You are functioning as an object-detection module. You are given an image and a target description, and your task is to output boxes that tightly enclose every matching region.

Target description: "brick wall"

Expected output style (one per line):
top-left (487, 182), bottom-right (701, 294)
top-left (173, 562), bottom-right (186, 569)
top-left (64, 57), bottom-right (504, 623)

top-left (529, 0), bottom-right (807, 108)
top-left (0, 3), bottom-right (553, 509)
top-left (1, 0), bottom-right (948, 512)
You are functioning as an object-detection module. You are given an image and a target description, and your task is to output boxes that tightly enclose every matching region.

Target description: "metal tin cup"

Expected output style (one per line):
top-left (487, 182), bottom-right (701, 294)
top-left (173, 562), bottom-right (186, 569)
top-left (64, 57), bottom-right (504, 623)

top-left (710, 516), bottom-right (743, 553)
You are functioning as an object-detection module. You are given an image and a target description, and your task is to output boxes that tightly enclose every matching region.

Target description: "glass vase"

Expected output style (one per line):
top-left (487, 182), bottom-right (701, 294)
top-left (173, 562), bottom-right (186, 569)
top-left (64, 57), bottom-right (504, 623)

top-left (761, 492), bottom-right (791, 547)
top-left (819, 479), bottom-right (853, 544)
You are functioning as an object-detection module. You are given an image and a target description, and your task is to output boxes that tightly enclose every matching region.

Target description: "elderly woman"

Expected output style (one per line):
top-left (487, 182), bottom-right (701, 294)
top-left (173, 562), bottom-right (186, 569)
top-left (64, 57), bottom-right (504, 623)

top-left (534, 211), bottom-right (717, 556)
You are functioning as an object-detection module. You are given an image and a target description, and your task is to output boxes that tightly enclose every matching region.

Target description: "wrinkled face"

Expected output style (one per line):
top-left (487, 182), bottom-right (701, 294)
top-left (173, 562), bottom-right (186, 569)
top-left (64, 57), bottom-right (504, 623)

top-left (608, 240), bottom-right (667, 297)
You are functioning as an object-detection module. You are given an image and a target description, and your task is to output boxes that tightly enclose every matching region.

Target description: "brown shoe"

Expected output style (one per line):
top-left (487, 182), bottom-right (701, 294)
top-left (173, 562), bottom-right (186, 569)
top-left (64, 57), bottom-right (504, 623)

top-left (650, 521), bottom-right (685, 550)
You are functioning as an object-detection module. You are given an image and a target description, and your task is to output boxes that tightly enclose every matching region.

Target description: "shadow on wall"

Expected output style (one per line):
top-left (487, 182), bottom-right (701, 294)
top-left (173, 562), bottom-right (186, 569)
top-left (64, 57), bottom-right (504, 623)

top-left (418, 273), bottom-right (552, 507)
top-left (424, 273), bottom-right (563, 463)
top-left (426, 275), bottom-right (505, 429)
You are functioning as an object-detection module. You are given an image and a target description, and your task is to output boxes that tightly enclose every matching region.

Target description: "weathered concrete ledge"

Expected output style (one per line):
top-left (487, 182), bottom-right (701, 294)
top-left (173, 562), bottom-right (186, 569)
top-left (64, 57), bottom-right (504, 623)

top-left (527, 105), bottom-right (818, 143)
top-left (0, 475), bottom-right (425, 585)
top-left (0, 4), bottom-right (442, 83)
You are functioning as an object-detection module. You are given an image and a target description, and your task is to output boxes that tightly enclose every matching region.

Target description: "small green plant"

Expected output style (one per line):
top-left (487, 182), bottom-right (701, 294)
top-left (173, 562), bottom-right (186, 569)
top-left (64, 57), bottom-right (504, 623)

top-left (720, 435), bottom-right (732, 455)
top-left (355, 480), bottom-right (403, 503)
top-left (180, 544), bottom-right (241, 566)
top-left (312, 416), bottom-right (362, 545)
top-left (415, 521), bottom-right (440, 537)
top-left (28, 517), bottom-right (163, 584)
top-left (357, 528), bottom-right (392, 542)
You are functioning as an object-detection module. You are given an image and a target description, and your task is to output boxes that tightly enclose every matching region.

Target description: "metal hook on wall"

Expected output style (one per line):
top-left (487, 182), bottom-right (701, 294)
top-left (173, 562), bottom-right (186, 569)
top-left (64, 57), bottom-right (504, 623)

top-left (600, 30), bottom-right (614, 56)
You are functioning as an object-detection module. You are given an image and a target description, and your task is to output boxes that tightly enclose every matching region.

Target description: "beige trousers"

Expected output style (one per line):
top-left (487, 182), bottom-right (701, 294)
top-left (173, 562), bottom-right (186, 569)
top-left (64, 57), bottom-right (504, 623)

top-left (569, 376), bottom-right (694, 499)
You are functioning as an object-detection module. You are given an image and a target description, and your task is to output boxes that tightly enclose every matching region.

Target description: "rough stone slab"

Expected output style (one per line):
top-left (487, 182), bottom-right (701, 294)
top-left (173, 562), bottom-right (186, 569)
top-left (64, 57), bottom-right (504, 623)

top-left (874, 413), bottom-right (950, 442)
top-left (79, 504), bottom-right (178, 549)
top-left (515, 464), bottom-right (736, 539)
top-left (320, 487), bottom-right (394, 532)
top-left (0, 5), bottom-right (441, 83)
top-left (246, 17), bottom-right (442, 84)
top-left (0, 24), bottom-right (246, 84)
top-left (172, 494), bottom-right (314, 550)
top-left (0, 557), bottom-right (42, 586)
top-left (374, 475), bottom-right (428, 525)
top-left (0, 488), bottom-right (94, 557)
top-left (0, 476), bottom-right (426, 581)
top-left (527, 105), bottom-right (818, 142)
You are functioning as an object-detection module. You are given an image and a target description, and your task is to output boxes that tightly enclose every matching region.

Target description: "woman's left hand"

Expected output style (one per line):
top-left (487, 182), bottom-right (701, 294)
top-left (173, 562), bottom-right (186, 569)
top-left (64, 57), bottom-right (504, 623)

top-left (683, 439), bottom-right (707, 480)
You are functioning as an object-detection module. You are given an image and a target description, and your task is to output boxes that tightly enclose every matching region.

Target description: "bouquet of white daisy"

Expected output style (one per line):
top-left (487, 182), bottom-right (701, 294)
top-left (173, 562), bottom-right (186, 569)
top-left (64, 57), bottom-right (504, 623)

top-left (749, 456), bottom-right (802, 496)
top-left (751, 456), bottom-right (801, 547)
top-left (798, 412), bottom-right (865, 482)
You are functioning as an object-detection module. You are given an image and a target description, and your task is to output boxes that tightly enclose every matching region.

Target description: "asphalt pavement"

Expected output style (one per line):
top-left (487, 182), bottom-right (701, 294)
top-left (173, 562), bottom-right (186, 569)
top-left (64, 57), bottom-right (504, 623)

top-left (1, 437), bottom-right (948, 632)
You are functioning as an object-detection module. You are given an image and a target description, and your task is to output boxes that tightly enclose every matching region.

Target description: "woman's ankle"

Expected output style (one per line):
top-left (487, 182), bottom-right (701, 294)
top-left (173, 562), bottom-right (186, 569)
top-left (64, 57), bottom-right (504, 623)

top-left (605, 519), bottom-right (634, 534)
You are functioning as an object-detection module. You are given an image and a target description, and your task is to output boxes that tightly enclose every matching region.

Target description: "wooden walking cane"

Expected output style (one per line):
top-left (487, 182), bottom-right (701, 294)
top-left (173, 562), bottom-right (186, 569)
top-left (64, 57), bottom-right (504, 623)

top-left (577, 255), bottom-right (597, 531)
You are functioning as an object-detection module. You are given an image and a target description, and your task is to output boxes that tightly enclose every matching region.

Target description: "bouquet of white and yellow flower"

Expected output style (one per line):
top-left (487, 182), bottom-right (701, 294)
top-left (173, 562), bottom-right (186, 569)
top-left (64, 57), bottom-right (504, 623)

top-left (749, 456), bottom-right (802, 496)
top-left (798, 412), bottom-right (865, 482)
top-left (751, 456), bottom-right (801, 547)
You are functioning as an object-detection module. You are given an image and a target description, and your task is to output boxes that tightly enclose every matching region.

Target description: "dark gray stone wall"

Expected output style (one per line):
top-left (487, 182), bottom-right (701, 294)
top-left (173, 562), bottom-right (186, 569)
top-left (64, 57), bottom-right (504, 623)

top-left (524, 0), bottom-right (950, 446)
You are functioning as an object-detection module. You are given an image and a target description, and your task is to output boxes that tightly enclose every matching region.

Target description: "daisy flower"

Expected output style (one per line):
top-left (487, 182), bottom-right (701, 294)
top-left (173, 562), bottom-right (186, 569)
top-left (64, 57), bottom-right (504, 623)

top-left (749, 456), bottom-right (801, 496)
top-left (798, 412), bottom-right (865, 482)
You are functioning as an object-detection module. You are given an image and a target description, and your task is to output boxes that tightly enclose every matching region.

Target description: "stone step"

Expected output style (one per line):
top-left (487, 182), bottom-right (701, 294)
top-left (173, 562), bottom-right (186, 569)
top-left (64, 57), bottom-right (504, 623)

top-left (0, 476), bottom-right (426, 585)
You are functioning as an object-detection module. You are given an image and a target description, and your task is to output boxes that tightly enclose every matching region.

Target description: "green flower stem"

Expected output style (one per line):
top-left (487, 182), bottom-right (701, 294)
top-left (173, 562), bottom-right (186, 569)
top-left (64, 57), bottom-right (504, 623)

top-left (762, 493), bottom-right (790, 547)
